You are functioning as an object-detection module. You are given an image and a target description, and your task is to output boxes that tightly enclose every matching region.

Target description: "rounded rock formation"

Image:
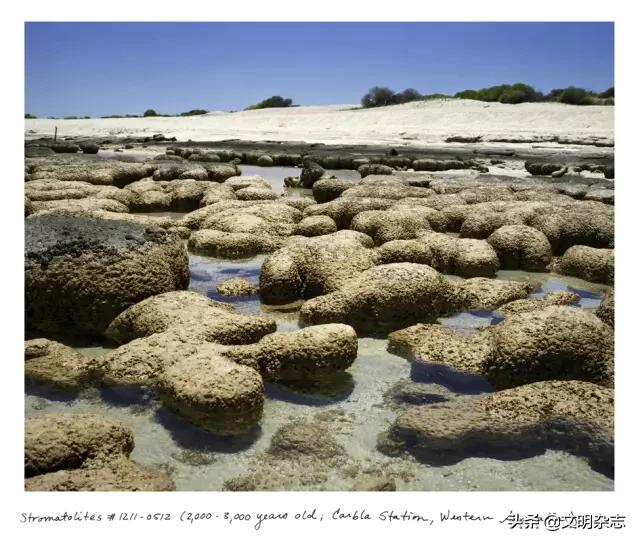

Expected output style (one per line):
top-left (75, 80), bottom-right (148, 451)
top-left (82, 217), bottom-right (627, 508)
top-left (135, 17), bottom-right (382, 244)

top-left (25, 216), bottom-right (189, 336)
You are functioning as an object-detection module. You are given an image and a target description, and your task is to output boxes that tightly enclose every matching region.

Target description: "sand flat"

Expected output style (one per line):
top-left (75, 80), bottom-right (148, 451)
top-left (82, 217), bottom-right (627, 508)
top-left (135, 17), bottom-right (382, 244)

top-left (25, 99), bottom-right (614, 146)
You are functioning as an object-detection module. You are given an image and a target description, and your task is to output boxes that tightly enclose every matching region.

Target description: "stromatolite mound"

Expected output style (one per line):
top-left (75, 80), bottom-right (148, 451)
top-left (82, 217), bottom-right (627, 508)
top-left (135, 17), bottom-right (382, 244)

top-left (25, 414), bottom-right (134, 477)
top-left (389, 305), bottom-right (613, 390)
top-left (25, 456), bottom-right (175, 491)
top-left (25, 216), bottom-right (189, 336)
top-left (380, 380), bottom-right (613, 476)
top-left (105, 290), bottom-right (276, 345)
top-left (595, 288), bottom-right (614, 328)
top-left (259, 230), bottom-right (377, 305)
top-left (495, 290), bottom-right (579, 316)
top-left (25, 339), bottom-right (94, 391)
top-left (555, 245), bottom-right (614, 285)
top-left (487, 224), bottom-right (552, 272)
top-left (299, 263), bottom-right (460, 333)
top-left (222, 324), bottom-right (358, 382)
top-left (158, 352), bottom-right (264, 435)
top-left (215, 277), bottom-right (259, 297)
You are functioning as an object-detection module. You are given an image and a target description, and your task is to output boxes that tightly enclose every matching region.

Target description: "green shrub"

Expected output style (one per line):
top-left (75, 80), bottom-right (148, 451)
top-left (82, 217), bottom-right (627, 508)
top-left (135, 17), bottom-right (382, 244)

top-left (245, 96), bottom-right (293, 110)
top-left (361, 86), bottom-right (396, 108)
top-left (143, 109), bottom-right (158, 117)
top-left (558, 87), bottom-right (594, 105)
top-left (393, 88), bottom-right (422, 104)
top-left (179, 109), bottom-right (208, 116)
top-left (25, 113), bottom-right (37, 119)
top-left (599, 87), bottom-right (614, 98)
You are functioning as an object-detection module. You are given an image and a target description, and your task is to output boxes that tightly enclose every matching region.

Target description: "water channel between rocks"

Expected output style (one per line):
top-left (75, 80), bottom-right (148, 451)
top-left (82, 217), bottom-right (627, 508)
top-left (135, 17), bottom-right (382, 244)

top-left (25, 164), bottom-right (614, 491)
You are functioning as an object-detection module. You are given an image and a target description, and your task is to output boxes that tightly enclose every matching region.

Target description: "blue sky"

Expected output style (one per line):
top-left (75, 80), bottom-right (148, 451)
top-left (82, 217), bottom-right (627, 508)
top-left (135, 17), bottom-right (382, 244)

top-left (25, 22), bottom-right (614, 117)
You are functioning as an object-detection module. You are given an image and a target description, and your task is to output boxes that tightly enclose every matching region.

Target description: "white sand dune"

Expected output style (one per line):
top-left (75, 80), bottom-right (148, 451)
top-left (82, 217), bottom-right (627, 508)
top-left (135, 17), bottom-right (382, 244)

top-left (25, 99), bottom-right (614, 146)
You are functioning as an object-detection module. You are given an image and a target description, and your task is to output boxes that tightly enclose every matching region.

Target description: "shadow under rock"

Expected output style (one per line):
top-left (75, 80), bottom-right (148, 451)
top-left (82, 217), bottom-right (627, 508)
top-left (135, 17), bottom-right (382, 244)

top-left (265, 372), bottom-right (355, 406)
top-left (154, 407), bottom-right (262, 453)
top-left (410, 360), bottom-right (493, 395)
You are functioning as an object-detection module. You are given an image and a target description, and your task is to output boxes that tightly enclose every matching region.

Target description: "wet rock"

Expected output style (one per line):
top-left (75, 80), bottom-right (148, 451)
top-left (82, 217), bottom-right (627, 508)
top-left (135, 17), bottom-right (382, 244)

top-left (585, 188), bottom-right (614, 205)
top-left (293, 216), bottom-right (338, 236)
top-left (413, 159), bottom-right (466, 171)
top-left (381, 380), bottom-right (613, 475)
top-left (158, 352), bottom-right (264, 435)
top-left (199, 184), bottom-right (238, 207)
top-left (489, 306), bottom-right (614, 388)
top-left (487, 224), bottom-right (552, 272)
top-left (25, 216), bottom-right (189, 336)
top-left (524, 161), bottom-right (565, 176)
top-left (79, 141), bottom-right (100, 154)
top-left (50, 143), bottom-right (80, 153)
top-left (556, 245), bottom-right (614, 284)
top-left (188, 229), bottom-right (284, 258)
top-left (299, 263), bottom-right (461, 333)
top-left (188, 152), bottom-right (221, 163)
top-left (268, 419), bottom-right (346, 459)
top-left (383, 379), bottom-right (453, 406)
top-left (312, 178), bottom-right (357, 203)
top-left (25, 180), bottom-right (134, 207)
top-left (358, 163), bottom-right (394, 177)
top-left (25, 414), bottom-right (134, 477)
top-left (105, 290), bottom-right (276, 345)
top-left (25, 456), bottom-right (175, 491)
top-left (496, 290), bottom-right (579, 316)
top-left (222, 324), bottom-right (357, 382)
top-left (456, 277), bottom-right (537, 309)
top-left (257, 154), bottom-right (274, 167)
top-left (216, 277), bottom-right (259, 297)
top-left (299, 161), bottom-right (326, 188)
top-left (221, 175), bottom-right (271, 191)
top-left (595, 288), bottom-right (614, 328)
top-left (25, 145), bottom-right (55, 158)
top-left (29, 159), bottom-right (155, 187)
top-left (259, 230), bottom-right (377, 305)
top-left (25, 339), bottom-right (94, 391)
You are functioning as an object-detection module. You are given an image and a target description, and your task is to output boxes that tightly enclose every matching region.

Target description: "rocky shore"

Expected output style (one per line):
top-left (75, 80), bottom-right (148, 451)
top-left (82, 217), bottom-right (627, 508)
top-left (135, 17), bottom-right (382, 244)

top-left (23, 128), bottom-right (615, 491)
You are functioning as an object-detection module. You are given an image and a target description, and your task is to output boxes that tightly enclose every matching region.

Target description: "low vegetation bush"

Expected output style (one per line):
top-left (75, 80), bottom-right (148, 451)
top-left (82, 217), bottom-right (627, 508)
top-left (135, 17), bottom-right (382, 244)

top-left (361, 86), bottom-right (425, 108)
top-left (245, 96), bottom-right (293, 110)
top-left (143, 109), bottom-right (158, 117)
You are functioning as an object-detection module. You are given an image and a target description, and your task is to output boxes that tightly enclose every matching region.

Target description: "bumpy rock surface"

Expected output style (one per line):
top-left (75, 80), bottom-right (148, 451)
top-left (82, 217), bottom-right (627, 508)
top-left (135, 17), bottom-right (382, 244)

top-left (25, 456), bottom-right (175, 491)
top-left (158, 351), bottom-right (264, 435)
top-left (350, 208), bottom-right (438, 245)
top-left (417, 232), bottom-right (499, 277)
top-left (293, 215), bottom-right (338, 236)
top-left (389, 305), bottom-right (613, 389)
top-left (259, 230), bottom-right (377, 305)
top-left (215, 277), bottom-right (259, 296)
top-left (529, 207), bottom-right (614, 254)
top-left (495, 290), bottom-right (579, 316)
top-left (25, 216), bottom-right (189, 336)
top-left (105, 291), bottom-right (276, 345)
top-left (487, 225), bottom-right (552, 271)
top-left (28, 159), bottom-right (154, 187)
top-left (595, 288), bottom-right (614, 328)
top-left (25, 339), bottom-right (94, 390)
top-left (455, 277), bottom-right (538, 309)
top-left (380, 380), bottom-right (613, 475)
top-left (223, 324), bottom-right (358, 382)
top-left (25, 414), bottom-right (134, 477)
top-left (299, 263), bottom-right (461, 333)
top-left (303, 198), bottom-right (396, 229)
top-left (556, 245), bottom-right (614, 284)
top-left (188, 229), bottom-right (284, 258)
top-left (312, 178), bottom-right (357, 203)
